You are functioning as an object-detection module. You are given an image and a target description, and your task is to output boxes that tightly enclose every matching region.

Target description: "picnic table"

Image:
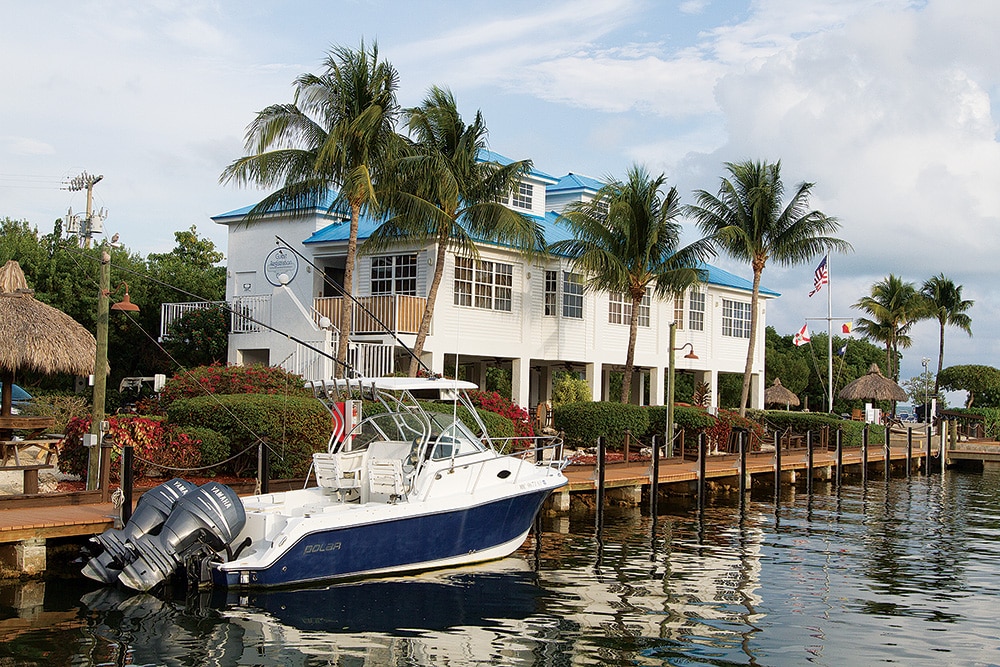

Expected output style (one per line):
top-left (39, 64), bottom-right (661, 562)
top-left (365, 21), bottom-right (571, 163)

top-left (0, 415), bottom-right (59, 495)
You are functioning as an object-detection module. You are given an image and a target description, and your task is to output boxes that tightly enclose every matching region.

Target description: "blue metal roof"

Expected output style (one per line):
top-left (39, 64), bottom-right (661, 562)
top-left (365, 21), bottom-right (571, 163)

top-left (547, 172), bottom-right (604, 194)
top-left (212, 191), bottom-right (344, 223)
top-left (304, 212), bottom-right (383, 244)
top-left (477, 149), bottom-right (558, 183)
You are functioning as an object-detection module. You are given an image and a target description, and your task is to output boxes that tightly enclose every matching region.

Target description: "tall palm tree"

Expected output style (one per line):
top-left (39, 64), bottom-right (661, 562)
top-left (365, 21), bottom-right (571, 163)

top-left (364, 87), bottom-right (543, 376)
top-left (853, 274), bottom-right (923, 381)
top-left (221, 41), bottom-right (400, 377)
top-left (687, 160), bottom-right (849, 415)
top-left (920, 273), bottom-right (973, 394)
top-left (552, 166), bottom-right (712, 403)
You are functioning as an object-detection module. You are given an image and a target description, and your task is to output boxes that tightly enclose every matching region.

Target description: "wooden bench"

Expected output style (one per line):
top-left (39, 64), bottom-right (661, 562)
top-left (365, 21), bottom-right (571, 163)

top-left (0, 464), bottom-right (54, 494)
top-left (1, 439), bottom-right (62, 467)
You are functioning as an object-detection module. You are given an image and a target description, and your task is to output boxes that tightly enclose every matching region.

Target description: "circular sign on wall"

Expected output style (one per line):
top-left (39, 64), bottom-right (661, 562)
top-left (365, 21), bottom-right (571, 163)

top-left (264, 247), bottom-right (299, 286)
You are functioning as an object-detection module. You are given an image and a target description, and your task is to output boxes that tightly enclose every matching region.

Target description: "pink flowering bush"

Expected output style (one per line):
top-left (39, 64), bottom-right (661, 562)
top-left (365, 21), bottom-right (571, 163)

top-left (467, 390), bottom-right (534, 439)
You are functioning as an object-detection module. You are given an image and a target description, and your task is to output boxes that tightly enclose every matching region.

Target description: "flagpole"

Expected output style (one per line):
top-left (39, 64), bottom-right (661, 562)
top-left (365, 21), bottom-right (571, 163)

top-left (827, 253), bottom-right (833, 413)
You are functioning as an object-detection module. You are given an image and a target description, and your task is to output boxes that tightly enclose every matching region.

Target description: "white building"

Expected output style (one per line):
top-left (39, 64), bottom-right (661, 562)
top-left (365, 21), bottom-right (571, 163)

top-left (170, 153), bottom-right (778, 412)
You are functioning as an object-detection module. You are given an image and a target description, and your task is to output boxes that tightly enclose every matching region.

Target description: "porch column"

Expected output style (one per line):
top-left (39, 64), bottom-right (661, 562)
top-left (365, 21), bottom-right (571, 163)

top-left (585, 363), bottom-right (601, 401)
top-left (630, 371), bottom-right (645, 405)
top-left (538, 365), bottom-right (553, 404)
top-left (512, 356), bottom-right (530, 410)
top-left (650, 366), bottom-right (665, 406)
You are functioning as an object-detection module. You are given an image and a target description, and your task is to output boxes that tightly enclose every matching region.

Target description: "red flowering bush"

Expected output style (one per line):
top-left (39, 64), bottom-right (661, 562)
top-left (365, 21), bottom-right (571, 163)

top-left (151, 363), bottom-right (310, 413)
top-left (467, 390), bottom-right (534, 439)
top-left (706, 409), bottom-right (766, 453)
top-left (60, 415), bottom-right (202, 480)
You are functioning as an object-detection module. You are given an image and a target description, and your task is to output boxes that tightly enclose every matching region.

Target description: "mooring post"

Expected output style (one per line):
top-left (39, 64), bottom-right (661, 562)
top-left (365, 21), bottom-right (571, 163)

top-left (925, 424), bottom-right (933, 474)
top-left (862, 424), bottom-right (869, 486)
top-left (906, 427), bottom-right (912, 478)
top-left (774, 427), bottom-right (783, 490)
top-left (835, 428), bottom-right (843, 487)
top-left (624, 429), bottom-right (631, 464)
top-left (806, 430), bottom-right (814, 495)
top-left (884, 423), bottom-right (891, 482)
top-left (697, 432), bottom-right (707, 509)
top-left (259, 441), bottom-right (270, 495)
top-left (738, 428), bottom-right (747, 498)
top-left (596, 435), bottom-right (606, 515)
top-left (122, 444), bottom-right (134, 526)
top-left (99, 436), bottom-right (113, 504)
top-left (650, 434), bottom-right (660, 519)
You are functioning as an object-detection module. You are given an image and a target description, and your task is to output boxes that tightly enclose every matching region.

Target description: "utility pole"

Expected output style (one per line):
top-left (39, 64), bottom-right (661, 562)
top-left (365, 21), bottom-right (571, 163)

top-left (87, 246), bottom-right (110, 490)
top-left (66, 172), bottom-right (104, 248)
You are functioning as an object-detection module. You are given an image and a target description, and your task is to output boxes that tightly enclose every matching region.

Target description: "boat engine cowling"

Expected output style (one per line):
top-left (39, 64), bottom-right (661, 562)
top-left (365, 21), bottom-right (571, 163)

top-left (82, 478), bottom-right (197, 583)
top-left (117, 482), bottom-right (246, 592)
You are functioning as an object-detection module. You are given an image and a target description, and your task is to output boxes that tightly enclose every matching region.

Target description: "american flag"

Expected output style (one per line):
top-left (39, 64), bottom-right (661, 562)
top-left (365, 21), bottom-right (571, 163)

top-left (808, 256), bottom-right (828, 297)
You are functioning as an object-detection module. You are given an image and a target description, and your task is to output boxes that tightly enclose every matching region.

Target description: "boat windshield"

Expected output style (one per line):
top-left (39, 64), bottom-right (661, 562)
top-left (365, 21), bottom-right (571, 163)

top-left (341, 411), bottom-right (428, 453)
top-left (425, 413), bottom-right (487, 460)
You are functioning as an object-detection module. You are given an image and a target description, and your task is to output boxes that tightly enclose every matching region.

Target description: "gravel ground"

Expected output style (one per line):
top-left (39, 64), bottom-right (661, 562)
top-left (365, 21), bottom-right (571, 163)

top-left (0, 447), bottom-right (75, 496)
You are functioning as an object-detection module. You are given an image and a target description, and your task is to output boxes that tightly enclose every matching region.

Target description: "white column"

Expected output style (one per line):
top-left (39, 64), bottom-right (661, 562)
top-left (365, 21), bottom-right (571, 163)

top-left (512, 356), bottom-right (530, 409)
top-left (650, 366), bottom-right (665, 406)
top-left (585, 363), bottom-right (601, 401)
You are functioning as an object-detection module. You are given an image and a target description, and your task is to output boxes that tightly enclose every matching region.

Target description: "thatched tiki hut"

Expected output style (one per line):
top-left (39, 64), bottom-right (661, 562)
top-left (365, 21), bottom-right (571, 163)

top-left (764, 378), bottom-right (800, 410)
top-left (0, 260), bottom-right (95, 434)
top-left (838, 363), bottom-right (908, 403)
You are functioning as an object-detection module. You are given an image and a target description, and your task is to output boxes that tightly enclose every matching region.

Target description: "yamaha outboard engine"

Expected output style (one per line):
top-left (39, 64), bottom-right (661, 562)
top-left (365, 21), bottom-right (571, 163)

top-left (82, 478), bottom-right (197, 583)
top-left (117, 482), bottom-right (246, 592)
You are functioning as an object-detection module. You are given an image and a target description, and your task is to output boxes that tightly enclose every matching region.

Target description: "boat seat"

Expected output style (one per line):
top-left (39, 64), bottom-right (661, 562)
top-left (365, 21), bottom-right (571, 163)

top-left (313, 452), bottom-right (362, 490)
top-left (367, 458), bottom-right (405, 499)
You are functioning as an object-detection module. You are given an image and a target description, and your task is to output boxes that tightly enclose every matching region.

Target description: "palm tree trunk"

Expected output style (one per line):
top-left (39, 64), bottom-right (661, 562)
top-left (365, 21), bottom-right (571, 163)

top-left (935, 320), bottom-right (945, 395)
top-left (409, 235), bottom-right (449, 377)
top-left (621, 294), bottom-right (641, 403)
top-left (336, 202), bottom-right (360, 378)
top-left (739, 270), bottom-right (763, 417)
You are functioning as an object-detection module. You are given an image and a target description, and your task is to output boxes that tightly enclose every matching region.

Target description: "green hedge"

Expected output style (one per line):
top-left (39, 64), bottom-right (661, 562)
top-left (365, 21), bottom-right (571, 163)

top-left (754, 410), bottom-right (883, 447)
top-left (173, 426), bottom-right (230, 470)
top-left (166, 394), bottom-right (330, 479)
top-left (645, 405), bottom-right (716, 440)
top-left (945, 407), bottom-right (1000, 439)
top-left (553, 401), bottom-right (649, 450)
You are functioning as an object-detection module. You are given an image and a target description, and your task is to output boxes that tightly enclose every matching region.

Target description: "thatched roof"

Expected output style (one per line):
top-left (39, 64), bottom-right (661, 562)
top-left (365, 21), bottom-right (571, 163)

top-left (764, 378), bottom-right (800, 407)
top-left (838, 363), bottom-right (908, 402)
top-left (0, 260), bottom-right (96, 377)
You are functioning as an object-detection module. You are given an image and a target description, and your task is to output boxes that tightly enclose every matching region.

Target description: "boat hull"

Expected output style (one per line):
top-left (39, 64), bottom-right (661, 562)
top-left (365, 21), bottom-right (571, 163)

top-left (212, 486), bottom-right (556, 588)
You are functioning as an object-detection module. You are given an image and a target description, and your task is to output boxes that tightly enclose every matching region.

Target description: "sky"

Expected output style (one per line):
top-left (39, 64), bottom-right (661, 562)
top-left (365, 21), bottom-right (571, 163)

top-left (3, 0), bottom-right (998, 399)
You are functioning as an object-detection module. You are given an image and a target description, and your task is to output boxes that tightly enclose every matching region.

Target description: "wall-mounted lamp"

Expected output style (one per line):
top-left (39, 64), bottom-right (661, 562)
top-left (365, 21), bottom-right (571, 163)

top-left (107, 282), bottom-right (140, 312)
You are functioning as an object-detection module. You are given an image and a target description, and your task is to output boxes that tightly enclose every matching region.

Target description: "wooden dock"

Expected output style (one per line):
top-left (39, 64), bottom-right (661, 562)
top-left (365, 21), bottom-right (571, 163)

top-left (0, 435), bottom-right (946, 576)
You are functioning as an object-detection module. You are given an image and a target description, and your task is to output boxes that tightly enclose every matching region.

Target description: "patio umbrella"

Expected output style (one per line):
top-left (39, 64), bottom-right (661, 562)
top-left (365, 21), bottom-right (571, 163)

top-left (837, 363), bottom-right (908, 402)
top-left (0, 260), bottom-right (95, 419)
top-left (764, 378), bottom-right (800, 409)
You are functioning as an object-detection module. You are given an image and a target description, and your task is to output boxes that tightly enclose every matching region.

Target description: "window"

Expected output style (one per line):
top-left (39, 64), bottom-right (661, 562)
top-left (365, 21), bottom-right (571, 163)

top-left (563, 272), bottom-right (583, 318)
top-left (722, 299), bottom-right (752, 338)
top-left (453, 257), bottom-right (513, 311)
top-left (370, 254), bottom-right (417, 296)
top-left (674, 293), bottom-right (684, 330)
top-left (609, 289), bottom-right (650, 326)
top-left (544, 270), bottom-right (557, 316)
top-left (454, 257), bottom-right (473, 307)
top-left (511, 182), bottom-right (533, 210)
top-left (688, 290), bottom-right (705, 331)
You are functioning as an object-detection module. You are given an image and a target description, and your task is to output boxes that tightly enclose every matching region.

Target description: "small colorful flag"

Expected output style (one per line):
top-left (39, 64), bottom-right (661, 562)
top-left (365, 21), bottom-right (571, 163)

top-left (808, 256), bottom-right (829, 297)
top-left (837, 343), bottom-right (848, 356)
top-left (842, 321), bottom-right (853, 334)
top-left (793, 323), bottom-right (811, 346)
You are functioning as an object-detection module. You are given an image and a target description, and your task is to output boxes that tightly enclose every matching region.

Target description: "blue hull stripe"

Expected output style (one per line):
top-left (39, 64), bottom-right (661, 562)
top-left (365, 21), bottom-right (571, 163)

top-left (216, 488), bottom-right (553, 588)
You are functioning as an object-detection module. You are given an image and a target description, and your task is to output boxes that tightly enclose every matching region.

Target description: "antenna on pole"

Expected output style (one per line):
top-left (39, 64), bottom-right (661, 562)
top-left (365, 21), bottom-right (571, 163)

top-left (65, 172), bottom-right (105, 248)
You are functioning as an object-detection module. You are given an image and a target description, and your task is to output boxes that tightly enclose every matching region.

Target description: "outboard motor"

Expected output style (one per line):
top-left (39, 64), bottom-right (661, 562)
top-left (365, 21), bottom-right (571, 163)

top-left (117, 482), bottom-right (246, 592)
top-left (82, 478), bottom-right (197, 583)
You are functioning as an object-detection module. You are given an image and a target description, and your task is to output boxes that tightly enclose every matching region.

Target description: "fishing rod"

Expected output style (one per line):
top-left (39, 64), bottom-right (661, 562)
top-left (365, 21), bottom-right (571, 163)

top-left (273, 235), bottom-right (435, 377)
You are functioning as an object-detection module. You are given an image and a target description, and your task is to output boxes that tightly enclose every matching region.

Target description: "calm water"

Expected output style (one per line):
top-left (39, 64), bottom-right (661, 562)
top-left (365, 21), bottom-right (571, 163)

top-left (3, 469), bottom-right (1000, 666)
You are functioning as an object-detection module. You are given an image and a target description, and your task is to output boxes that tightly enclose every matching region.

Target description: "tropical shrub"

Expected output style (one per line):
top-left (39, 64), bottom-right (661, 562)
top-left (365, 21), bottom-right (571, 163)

top-left (59, 415), bottom-right (201, 480)
top-left (553, 401), bottom-right (649, 450)
top-left (552, 372), bottom-right (591, 406)
top-left (421, 401), bottom-right (517, 442)
top-left (466, 390), bottom-right (533, 438)
top-left (153, 363), bottom-right (310, 412)
top-left (645, 405), bottom-right (716, 441)
top-left (166, 393), bottom-right (330, 479)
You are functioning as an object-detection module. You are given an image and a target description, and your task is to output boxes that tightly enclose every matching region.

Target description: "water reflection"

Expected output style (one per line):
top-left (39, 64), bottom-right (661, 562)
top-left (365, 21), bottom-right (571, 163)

top-left (3, 472), bottom-right (1000, 666)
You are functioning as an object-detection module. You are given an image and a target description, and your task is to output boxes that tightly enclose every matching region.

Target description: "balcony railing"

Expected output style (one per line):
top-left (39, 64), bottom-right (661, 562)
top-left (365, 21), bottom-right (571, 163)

top-left (160, 296), bottom-right (271, 339)
top-left (313, 295), bottom-right (426, 335)
top-left (160, 301), bottom-right (225, 339)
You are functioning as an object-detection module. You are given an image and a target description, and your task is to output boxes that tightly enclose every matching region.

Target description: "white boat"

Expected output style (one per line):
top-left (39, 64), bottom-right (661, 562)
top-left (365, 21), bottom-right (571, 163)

top-left (84, 376), bottom-right (568, 591)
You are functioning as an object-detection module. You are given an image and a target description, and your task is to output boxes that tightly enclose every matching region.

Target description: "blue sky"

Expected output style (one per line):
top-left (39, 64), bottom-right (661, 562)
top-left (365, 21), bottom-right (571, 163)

top-left (3, 0), bottom-right (998, 395)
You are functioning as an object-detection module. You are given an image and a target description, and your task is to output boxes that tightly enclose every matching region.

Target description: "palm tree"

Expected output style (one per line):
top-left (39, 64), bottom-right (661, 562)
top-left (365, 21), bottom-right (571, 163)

top-left (552, 166), bottom-right (712, 403)
top-left (364, 87), bottom-right (543, 376)
top-left (687, 160), bottom-right (849, 415)
top-left (920, 273), bottom-right (973, 394)
top-left (221, 41), bottom-right (400, 377)
top-left (853, 274), bottom-right (923, 381)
